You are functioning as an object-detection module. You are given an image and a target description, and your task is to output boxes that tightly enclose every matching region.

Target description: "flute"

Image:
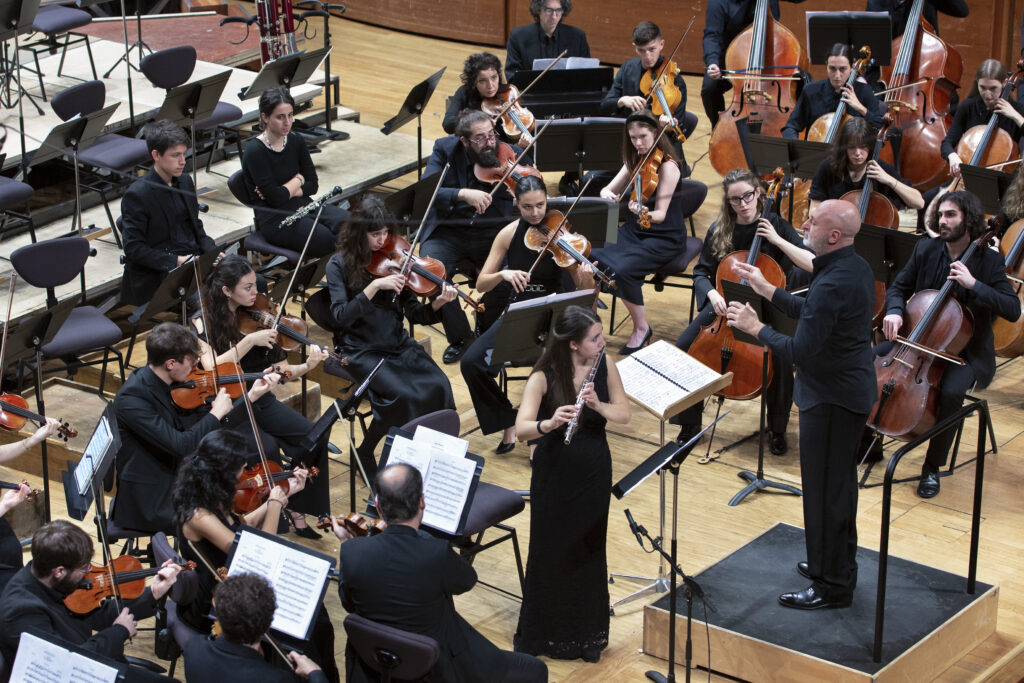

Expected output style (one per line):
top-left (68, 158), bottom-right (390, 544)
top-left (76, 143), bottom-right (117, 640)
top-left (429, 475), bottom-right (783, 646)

top-left (564, 348), bottom-right (604, 445)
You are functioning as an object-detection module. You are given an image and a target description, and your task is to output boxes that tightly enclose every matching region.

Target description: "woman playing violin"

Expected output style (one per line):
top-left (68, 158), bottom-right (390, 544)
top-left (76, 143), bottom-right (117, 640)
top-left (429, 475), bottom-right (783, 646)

top-left (460, 175), bottom-right (595, 453)
top-left (192, 254), bottom-right (328, 537)
top-left (443, 52), bottom-right (521, 143)
top-left (592, 111), bottom-right (690, 354)
top-left (325, 195), bottom-right (456, 479)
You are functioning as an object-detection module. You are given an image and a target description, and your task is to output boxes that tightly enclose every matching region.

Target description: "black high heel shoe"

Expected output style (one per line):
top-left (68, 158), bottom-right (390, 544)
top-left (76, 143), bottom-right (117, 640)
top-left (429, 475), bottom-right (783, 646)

top-left (285, 510), bottom-right (322, 539)
top-left (618, 327), bottom-right (653, 355)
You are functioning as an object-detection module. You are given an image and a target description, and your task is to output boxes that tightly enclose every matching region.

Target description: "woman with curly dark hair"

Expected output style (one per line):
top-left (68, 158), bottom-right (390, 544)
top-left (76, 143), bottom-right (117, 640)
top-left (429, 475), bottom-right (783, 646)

top-left (442, 52), bottom-right (520, 140)
top-left (191, 254), bottom-right (328, 536)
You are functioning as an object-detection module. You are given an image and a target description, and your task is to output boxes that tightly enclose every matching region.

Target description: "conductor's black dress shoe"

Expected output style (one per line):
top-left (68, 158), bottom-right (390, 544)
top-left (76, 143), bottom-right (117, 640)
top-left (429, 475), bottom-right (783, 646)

top-left (778, 585), bottom-right (852, 610)
top-left (796, 561), bottom-right (811, 580)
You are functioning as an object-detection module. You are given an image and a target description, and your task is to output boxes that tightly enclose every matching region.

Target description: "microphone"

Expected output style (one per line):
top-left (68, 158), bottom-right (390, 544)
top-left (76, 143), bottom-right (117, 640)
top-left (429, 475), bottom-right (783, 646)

top-left (624, 508), bottom-right (644, 546)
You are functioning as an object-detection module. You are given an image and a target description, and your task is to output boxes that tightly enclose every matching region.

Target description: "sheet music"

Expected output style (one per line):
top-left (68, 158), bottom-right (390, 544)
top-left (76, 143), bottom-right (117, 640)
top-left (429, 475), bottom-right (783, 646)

top-left (617, 341), bottom-right (724, 416)
top-left (74, 416), bottom-right (113, 496)
top-left (387, 435), bottom-right (476, 534)
top-left (10, 632), bottom-right (118, 683)
top-left (413, 425), bottom-right (469, 458)
top-left (228, 530), bottom-right (333, 640)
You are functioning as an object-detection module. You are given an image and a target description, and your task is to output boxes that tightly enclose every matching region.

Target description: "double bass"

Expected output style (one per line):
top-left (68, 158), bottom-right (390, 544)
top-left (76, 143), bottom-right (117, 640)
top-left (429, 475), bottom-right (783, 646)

top-left (709, 0), bottom-right (808, 177)
top-left (992, 217), bottom-right (1024, 357)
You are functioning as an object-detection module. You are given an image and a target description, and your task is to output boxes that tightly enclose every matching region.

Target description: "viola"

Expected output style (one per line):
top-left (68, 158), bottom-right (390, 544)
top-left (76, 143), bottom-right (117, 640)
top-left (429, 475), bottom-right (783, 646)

top-left (688, 168), bottom-right (788, 400)
top-left (315, 512), bottom-right (387, 537)
top-left (169, 363), bottom-right (292, 411)
top-left (523, 210), bottom-right (615, 289)
top-left (0, 394), bottom-right (76, 441)
top-left (992, 217), bottom-right (1024, 358)
top-left (366, 233), bottom-right (485, 313)
top-left (64, 555), bottom-right (195, 614)
top-left (0, 479), bottom-right (41, 502)
top-left (640, 60), bottom-right (685, 140)
top-left (233, 461), bottom-right (320, 514)
top-left (474, 142), bottom-right (543, 197)
top-left (629, 147), bottom-right (664, 230)
top-left (481, 85), bottom-right (535, 145)
top-left (238, 293), bottom-right (348, 365)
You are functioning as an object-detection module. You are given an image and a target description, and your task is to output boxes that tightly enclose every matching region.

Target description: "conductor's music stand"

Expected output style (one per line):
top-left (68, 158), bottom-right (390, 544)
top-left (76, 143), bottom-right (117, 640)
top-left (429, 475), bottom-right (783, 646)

top-left (960, 164), bottom-right (1013, 215)
top-left (381, 67), bottom-right (446, 179)
top-left (533, 117), bottom-right (624, 179)
top-left (153, 70), bottom-right (230, 190)
top-left (805, 11), bottom-right (893, 66)
top-left (720, 279), bottom-right (802, 505)
top-left (239, 46), bottom-right (331, 100)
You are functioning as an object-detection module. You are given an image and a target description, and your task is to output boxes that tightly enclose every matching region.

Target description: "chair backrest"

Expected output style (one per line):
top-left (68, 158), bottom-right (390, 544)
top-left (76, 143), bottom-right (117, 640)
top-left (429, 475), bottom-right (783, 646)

top-left (343, 613), bottom-right (440, 680)
top-left (140, 46), bottom-right (197, 91)
top-left (400, 409), bottom-right (460, 438)
top-left (304, 287), bottom-right (342, 333)
top-left (152, 532), bottom-right (198, 605)
top-left (51, 79), bottom-right (105, 121)
top-left (11, 236), bottom-right (89, 289)
top-left (680, 111), bottom-right (699, 140)
top-left (227, 169), bottom-right (251, 205)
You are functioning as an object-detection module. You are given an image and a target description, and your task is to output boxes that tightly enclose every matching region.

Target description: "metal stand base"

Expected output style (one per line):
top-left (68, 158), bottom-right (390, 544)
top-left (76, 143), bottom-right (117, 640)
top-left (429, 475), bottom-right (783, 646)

top-left (608, 573), bottom-right (669, 614)
top-left (729, 469), bottom-right (803, 506)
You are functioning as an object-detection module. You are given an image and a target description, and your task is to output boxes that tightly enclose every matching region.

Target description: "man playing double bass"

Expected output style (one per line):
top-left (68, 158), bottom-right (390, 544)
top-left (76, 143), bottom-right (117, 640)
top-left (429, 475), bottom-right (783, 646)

top-left (874, 190), bottom-right (1019, 499)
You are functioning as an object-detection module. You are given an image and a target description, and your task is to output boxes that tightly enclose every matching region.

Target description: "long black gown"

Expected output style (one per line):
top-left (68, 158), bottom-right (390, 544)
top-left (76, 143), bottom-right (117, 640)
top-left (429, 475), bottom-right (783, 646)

top-left (515, 361), bottom-right (611, 660)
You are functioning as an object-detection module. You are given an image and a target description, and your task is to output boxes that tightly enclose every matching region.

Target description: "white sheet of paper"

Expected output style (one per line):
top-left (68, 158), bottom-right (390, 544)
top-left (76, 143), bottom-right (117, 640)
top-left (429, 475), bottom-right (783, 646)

top-left (75, 416), bottom-right (113, 496)
top-left (386, 435), bottom-right (432, 479)
top-left (420, 451), bottom-right (476, 534)
top-left (10, 632), bottom-right (119, 683)
top-left (413, 425), bottom-right (469, 458)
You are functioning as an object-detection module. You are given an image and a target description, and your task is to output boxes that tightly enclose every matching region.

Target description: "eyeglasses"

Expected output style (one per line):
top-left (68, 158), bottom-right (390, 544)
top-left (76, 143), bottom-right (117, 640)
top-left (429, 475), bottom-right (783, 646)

top-left (727, 190), bottom-right (757, 206)
top-left (541, 6), bottom-right (564, 14)
top-left (469, 131), bottom-right (497, 144)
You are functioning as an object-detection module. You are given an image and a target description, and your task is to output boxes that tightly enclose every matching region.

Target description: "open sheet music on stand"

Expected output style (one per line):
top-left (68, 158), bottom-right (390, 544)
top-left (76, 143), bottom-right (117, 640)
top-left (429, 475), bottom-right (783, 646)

top-left (616, 340), bottom-right (734, 421)
top-left (381, 426), bottom-right (484, 536)
top-left (11, 630), bottom-right (125, 683)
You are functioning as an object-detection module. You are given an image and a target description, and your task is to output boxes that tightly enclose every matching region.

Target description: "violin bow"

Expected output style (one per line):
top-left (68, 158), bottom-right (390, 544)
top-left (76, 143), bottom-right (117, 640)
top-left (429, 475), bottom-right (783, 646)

top-left (228, 344), bottom-right (274, 481)
top-left (0, 275), bottom-right (16, 388)
top-left (390, 163), bottom-right (450, 303)
top-left (615, 123), bottom-right (672, 203)
top-left (642, 17), bottom-right (694, 107)
top-left (192, 258), bottom-right (222, 393)
top-left (486, 116), bottom-right (554, 199)
top-left (524, 177), bottom-right (594, 278)
top-left (270, 193), bottom-right (331, 333)
top-left (491, 49), bottom-right (567, 121)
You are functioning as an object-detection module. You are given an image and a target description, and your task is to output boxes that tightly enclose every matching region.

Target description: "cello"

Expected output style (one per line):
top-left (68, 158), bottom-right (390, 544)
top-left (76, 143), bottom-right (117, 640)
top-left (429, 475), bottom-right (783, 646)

top-left (708, 0), bottom-right (808, 177)
top-left (688, 169), bottom-right (788, 399)
top-left (878, 0), bottom-right (963, 191)
top-left (992, 217), bottom-right (1024, 357)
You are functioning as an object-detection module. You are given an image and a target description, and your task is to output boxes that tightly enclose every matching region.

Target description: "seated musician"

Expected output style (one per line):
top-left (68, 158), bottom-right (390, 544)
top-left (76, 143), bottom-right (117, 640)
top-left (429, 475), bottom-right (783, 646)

top-left (592, 112), bottom-right (694, 354)
top-left (420, 109), bottom-right (533, 364)
top-left (111, 322), bottom-right (279, 535)
top-left (671, 168), bottom-right (813, 452)
top-left (241, 86), bottom-right (348, 259)
top-left (702, 0), bottom-right (807, 126)
top-left (600, 21), bottom-right (689, 175)
top-left (505, 0), bottom-right (590, 81)
top-left (460, 175), bottom-right (594, 453)
top-left (191, 254), bottom-right (328, 537)
top-left (184, 573), bottom-right (326, 682)
top-left (325, 195), bottom-right (455, 480)
top-left (329, 464), bottom-right (547, 683)
top-left (873, 190), bottom-right (1019, 498)
top-left (0, 520), bottom-right (180, 678)
top-left (780, 43), bottom-right (885, 140)
top-left (119, 120), bottom-right (218, 307)
top-left (809, 117), bottom-right (924, 213)
top-left (443, 52), bottom-right (537, 146)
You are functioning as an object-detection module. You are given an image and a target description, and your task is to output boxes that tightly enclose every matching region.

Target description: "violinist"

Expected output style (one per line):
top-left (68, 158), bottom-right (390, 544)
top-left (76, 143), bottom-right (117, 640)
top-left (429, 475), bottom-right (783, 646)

top-left (460, 175), bottom-right (594, 453)
top-left (0, 520), bottom-right (181, 677)
top-left (600, 21), bottom-right (689, 174)
top-left (505, 0), bottom-right (590, 81)
top-left (325, 195), bottom-right (456, 479)
top-left (780, 43), bottom-right (885, 140)
top-left (592, 112), bottom-right (695, 354)
top-left (173, 431), bottom-right (339, 682)
top-left (111, 323), bottom-right (279, 535)
top-left (874, 190), bottom-right (1019, 499)
top-left (809, 117), bottom-right (924, 212)
top-left (443, 53), bottom-right (513, 139)
top-left (241, 86), bottom-right (348, 259)
top-left (192, 254), bottom-right (328, 537)
top-left (670, 169), bottom-right (812, 450)
top-left (421, 109), bottom-right (533, 364)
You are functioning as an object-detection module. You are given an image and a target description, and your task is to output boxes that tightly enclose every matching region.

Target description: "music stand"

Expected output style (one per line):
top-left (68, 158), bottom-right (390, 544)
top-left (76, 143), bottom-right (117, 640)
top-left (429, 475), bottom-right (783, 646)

top-left (380, 67), bottom-right (446, 179)
top-left (153, 70), bottom-right (231, 190)
top-left (720, 279), bottom-right (803, 505)
top-left (13, 629), bottom-right (131, 682)
top-left (62, 403), bottom-right (119, 555)
top-left (509, 67), bottom-right (614, 118)
top-left (533, 117), bottom-right (624, 178)
top-left (960, 164), bottom-right (1013, 215)
top-left (385, 171), bottom-right (442, 236)
top-left (491, 290), bottom-right (596, 366)
top-left (545, 196), bottom-right (618, 248)
top-left (239, 46), bottom-right (331, 100)
top-left (805, 11), bottom-right (892, 66)
top-left (746, 133), bottom-right (831, 230)
top-left (855, 223), bottom-right (921, 287)
top-left (0, 0), bottom-right (42, 164)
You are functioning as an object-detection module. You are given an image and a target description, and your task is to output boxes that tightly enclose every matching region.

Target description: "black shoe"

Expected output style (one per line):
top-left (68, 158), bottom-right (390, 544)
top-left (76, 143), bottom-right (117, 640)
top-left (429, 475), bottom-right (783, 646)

top-left (581, 645), bottom-right (601, 663)
top-left (443, 336), bottom-right (474, 364)
top-left (675, 424), bottom-right (700, 445)
top-left (778, 585), bottom-right (851, 610)
top-left (495, 439), bottom-right (516, 455)
top-left (618, 327), bottom-right (653, 355)
top-left (797, 561), bottom-right (811, 580)
top-left (917, 468), bottom-right (941, 498)
top-left (285, 510), bottom-right (322, 539)
top-left (769, 431), bottom-right (788, 455)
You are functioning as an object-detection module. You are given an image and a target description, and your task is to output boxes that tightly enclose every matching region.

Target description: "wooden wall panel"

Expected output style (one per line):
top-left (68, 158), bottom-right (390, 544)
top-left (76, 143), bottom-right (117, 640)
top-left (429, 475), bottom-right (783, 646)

top-left (342, 0), bottom-right (507, 46)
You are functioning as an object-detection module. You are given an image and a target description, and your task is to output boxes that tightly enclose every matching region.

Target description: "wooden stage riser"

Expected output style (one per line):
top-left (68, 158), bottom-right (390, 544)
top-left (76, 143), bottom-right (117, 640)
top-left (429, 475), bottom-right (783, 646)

top-left (642, 586), bottom-right (1000, 682)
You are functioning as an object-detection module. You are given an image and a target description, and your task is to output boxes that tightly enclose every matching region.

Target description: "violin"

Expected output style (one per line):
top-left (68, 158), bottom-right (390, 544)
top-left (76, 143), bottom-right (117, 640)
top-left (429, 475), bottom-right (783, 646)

top-left (992, 217), bottom-right (1024, 358)
top-left (481, 85), bottom-right (535, 145)
top-left (630, 148), bottom-right (664, 230)
top-left (0, 479), bottom-right (41, 502)
top-left (0, 395), bottom-right (76, 441)
top-left (169, 363), bottom-right (292, 411)
top-left (687, 168), bottom-right (788, 400)
top-left (523, 210), bottom-right (615, 289)
top-left (237, 293), bottom-right (348, 364)
top-left (64, 555), bottom-right (195, 614)
top-left (640, 60), bottom-right (685, 140)
top-left (366, 233), bottom-right (485, 313)
top-left (315, 512), bottom-right (387, 537)
top-left (868, 224), bottom-right (997, 440)
top-left (473, 142), bottom-right (543, 198)
top-left (233, 461), bottom-right (319, 515)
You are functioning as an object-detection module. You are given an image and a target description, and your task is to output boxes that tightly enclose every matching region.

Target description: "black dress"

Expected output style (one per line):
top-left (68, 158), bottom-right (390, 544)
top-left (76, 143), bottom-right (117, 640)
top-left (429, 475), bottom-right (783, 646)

top-left (515, 361), bottom-right (610, 660)
top-left (0, 517), bottom-right (22, 595)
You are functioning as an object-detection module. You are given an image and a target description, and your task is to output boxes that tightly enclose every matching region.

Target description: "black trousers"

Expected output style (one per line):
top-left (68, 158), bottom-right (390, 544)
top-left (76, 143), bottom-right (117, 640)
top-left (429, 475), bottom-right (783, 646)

top-left (257, 203), bottom-right (348, 259)
top-left (500, 650), bottom-right (548, 683)
top-left (799, 402), bottom-right (866, 600)
top-left (701, 73), bottom-right (732, 128)
top-left (460, 316), bottom-right (518, 436)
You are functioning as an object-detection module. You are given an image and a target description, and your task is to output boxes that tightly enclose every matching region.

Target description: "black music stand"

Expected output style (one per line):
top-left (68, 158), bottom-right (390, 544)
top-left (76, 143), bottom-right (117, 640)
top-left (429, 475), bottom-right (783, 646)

top-left (855, 223), bottom-right (921, 287)
top-left (545, 196), bottom-right (618, 248)
top-left (491, 290), bottom-right (596, 366)
top-left (509, 67), bottom-right (613, 118)
top-left (62, 403), bottom-right (119, 540)
top-left (293, 0), bottom-right (347, 140)
top-left (385, 171), bottom-right (442, 235)
top-left (381, 67), bottom-right (446, 179)
top-left (153, 70), bottom-right (230, 190)
top-left (239, 46), bottom-right (331, 100)
top-left (0, 0), bottom-right (42, 164)
top-left (747, 134), bottom-right (832, 224)
top-left (960, 164), bottom-right (1013, 215)
top-left (720, 279), bottom-right (802, 506)
top-left (805, 11), bottom-right (892, 66)
top-left (533, 117), bottom-right (624, 178)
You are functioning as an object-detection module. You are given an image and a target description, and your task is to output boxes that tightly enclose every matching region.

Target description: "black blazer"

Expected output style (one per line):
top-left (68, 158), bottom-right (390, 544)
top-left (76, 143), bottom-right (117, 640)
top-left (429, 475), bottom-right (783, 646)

top-left (504, 22), bottom-right (590, 81)
top-left (119, 169), bottom-right (216, 306)
top-left (184, 635), bottom-right (327, 683)
top-left (338, 525), bottom-right (509, 683)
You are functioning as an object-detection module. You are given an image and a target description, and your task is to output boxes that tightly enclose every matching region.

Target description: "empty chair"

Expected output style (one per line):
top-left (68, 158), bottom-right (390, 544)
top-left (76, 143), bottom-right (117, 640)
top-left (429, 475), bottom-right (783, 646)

top-left (0, 172), bottom-right (35, 242)
top-left (24, 3), bottom-right (98, 101)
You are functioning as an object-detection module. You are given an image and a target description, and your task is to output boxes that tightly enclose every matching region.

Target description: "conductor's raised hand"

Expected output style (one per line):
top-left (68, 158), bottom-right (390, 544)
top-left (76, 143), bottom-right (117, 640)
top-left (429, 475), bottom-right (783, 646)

top-left (731, 261), bottom-right (774, 298)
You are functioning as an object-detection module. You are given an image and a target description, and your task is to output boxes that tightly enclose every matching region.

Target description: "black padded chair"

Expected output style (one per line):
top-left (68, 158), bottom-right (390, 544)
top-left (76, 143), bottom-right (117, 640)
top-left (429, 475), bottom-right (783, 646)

top-left (24, 3), bottom-right (98, 101)
top-left (0, 172), bottom-right (35, 242)
top-left (101, 498), bottom-right (150, 559)
top-left (152, 532), bottom-right (201, 678)
top-left (227, 169), bottom-right (303, 268)
top-left (343, 613), bottom-right (440, 683)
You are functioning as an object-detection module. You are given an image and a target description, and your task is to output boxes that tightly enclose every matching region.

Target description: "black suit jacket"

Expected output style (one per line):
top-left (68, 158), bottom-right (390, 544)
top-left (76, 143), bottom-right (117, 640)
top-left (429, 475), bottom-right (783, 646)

top-left (338, 525), bottom-right (509, 683)
top-left (504, 22), bottom-right (590, 81)
top-left (120, 169), bottom-right (216, 306)
top-left (184, 635), bottom-right (327, 683)
top-left (111, 366), bottom-right (247, 533)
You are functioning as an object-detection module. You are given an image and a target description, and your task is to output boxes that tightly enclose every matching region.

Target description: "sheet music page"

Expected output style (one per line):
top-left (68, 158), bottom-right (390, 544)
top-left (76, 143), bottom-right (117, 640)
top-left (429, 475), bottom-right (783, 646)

top-left (617, 341), bottom-right (722, 416)
top-left (10, 632), bottom-right (118, 683)
top-left (75, 416), bottom-right (112, 495)
top-left (420, 452), bottom-right (476, 534)
top-left (637, 340), bottom-right (723, 390)
top-left (386, 435), bottom-right (432, 479)
top-left (228, 531), bottom-right (332, 640)
top-left (413, 425), bottom-right (469, 458)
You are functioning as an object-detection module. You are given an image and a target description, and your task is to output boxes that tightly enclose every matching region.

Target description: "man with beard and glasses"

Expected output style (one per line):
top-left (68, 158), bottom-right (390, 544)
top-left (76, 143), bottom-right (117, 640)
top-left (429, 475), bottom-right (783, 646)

top-left (875, 190), bottom-right (1019, 499)
top-left (420, 109), bottom-right (535, 364)
top-left (0, 521), bottom-right (180, 679)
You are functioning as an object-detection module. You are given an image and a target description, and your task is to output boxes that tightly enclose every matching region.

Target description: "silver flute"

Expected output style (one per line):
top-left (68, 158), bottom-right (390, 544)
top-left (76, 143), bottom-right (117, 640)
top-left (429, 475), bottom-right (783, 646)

top-left (279, 186), bottom-right (342, 228)
top-left (564, 348), bottom-right (605, 445)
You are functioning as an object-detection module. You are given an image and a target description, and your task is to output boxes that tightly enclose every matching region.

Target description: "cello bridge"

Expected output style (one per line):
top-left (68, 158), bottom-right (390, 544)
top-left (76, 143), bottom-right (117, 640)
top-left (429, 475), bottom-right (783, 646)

top-left (743, 90), bottom-right (772, 103)
top-left (886, 101), bottom-right (918, 113)
top-left (893, 357), bottom-right (913, 369)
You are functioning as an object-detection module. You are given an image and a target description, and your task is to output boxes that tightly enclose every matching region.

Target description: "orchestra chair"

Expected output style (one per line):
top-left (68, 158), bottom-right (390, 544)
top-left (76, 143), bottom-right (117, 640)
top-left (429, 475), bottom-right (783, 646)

top-left (343, 613), bottom-right (440, 683)
top-left (398, 409), bottom-right (527, 599)
top-left (152, 532), bottom-right (201, 679)
top-left (226, 169), bottom-right (303, 270)
top-left (22, 2), bottom-right (98, 102)
top-left (50, 80), bottom-right (150, 245)
top-left (139, 45), bottom-right (244, 174)
top-left (0, 169), bottom-right (36, 242)
top-left (10, 236), bottom-right (126, 397)
top-left (609, 178), bottom-right (708, 332)
top-left (100, 497), bottom-right (150, 560)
